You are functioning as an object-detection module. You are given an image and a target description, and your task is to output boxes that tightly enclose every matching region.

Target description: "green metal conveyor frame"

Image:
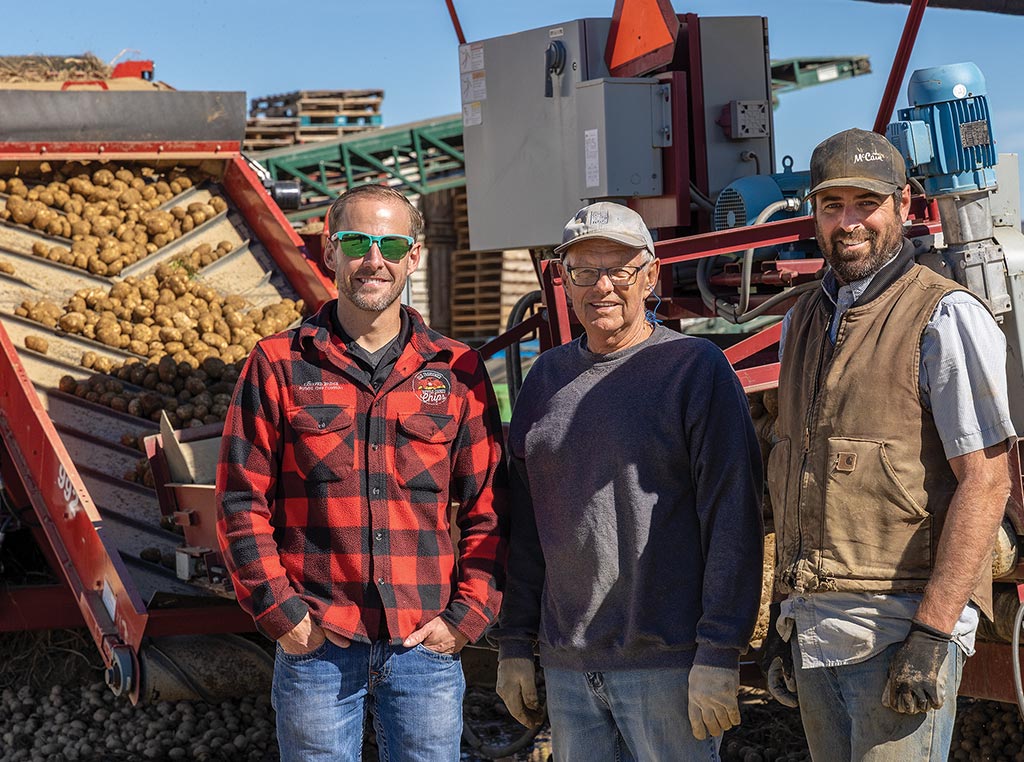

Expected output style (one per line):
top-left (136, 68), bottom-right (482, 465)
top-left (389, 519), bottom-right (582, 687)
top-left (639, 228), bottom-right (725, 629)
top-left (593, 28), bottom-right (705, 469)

top-left (250, 115), bottom-right (464, 222)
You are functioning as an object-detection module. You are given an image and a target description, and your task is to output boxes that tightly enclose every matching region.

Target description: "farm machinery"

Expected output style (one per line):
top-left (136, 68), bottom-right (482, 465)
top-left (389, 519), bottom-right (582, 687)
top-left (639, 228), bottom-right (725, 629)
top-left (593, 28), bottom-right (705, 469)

top-left (0, 0), bottom-right (1022, 746)
top-left (461, 0), bottom-right (1024, 709)
top-left (0, 87), bottom-right (336, 704)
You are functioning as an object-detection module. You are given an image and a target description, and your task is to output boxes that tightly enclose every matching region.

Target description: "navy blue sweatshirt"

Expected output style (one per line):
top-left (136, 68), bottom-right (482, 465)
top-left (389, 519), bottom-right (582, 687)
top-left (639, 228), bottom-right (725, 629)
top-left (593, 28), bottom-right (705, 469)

top-left (494, 326), bottom-right (764, 671)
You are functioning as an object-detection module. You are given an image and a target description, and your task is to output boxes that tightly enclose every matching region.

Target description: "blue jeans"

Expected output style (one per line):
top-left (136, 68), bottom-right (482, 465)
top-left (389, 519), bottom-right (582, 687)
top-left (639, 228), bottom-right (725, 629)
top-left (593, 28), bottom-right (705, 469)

top-left (272, 639), bottom-right (465, 762)
top-left (544, 665), bottom-right (720, 762)
top-left (792, 637), bottom-right (963, 761)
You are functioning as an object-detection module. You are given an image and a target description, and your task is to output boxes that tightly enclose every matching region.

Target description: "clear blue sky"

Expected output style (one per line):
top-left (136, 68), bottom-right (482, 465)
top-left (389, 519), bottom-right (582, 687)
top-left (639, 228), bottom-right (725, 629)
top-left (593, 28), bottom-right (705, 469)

top-left (5, 1), bottom-right (1024, 179)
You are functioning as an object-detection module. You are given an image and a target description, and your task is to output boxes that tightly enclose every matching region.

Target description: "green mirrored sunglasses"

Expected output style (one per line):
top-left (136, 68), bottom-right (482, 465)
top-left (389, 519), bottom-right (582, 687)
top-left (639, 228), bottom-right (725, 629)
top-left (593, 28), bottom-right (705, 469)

top-left (331, 231), bottom-right (415, 262)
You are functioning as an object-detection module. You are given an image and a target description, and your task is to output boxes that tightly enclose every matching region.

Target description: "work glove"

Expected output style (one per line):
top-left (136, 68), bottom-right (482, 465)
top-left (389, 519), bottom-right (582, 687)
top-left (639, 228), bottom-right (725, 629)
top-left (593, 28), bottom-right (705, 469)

top-left (759, 602), bottom-right (798, 708)
top-left (496, 657), bottom-right (545, 728)
top-left (882, 620), bottom-right (953, 714)
top-left (687, 664), bottom-right (741, 740)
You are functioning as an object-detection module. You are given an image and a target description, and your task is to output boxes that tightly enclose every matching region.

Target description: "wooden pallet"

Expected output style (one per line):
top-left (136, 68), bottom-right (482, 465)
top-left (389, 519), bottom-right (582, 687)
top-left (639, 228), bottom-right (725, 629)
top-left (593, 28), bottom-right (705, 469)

top-left (453, 188), bottom-right (470, 251)
top-left (449, 248), bottom-right (538, 341)
top-left (242, 137), bottom-right (296, 151)
top-left (250, 89), bottom-right (384, 119)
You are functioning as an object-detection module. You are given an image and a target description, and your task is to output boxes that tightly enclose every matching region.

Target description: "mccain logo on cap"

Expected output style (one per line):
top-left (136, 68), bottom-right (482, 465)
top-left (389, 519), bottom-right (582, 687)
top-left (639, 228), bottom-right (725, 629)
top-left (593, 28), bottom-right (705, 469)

top-left (853, 151), bottom-right (887, 164)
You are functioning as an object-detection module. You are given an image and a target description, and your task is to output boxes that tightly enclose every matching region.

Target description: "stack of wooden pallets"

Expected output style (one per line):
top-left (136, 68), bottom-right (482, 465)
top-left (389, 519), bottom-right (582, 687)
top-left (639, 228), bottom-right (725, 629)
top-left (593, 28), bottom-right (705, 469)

top-left (448, 189), bottom-right (539, 342)
top-left (244, 89), bottom-right (384, 151)
top-left (450, 249), bottom-right (537, 342)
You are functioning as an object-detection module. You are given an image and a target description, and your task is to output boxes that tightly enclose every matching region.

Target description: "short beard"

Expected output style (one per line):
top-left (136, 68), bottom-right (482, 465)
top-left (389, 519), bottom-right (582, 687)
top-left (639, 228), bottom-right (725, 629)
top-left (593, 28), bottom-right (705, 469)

top-left (339, 268), bottom-right (405, 312)
top-left (816, 214), bottom-right (904, 285)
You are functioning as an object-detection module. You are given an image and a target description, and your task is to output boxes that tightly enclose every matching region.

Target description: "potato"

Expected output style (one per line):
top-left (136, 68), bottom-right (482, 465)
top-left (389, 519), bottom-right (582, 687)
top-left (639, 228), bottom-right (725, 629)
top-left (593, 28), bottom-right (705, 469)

top-left (24, 335), bottom-right (49, 353)
top-left (58, 313), bottom-right (86, 333)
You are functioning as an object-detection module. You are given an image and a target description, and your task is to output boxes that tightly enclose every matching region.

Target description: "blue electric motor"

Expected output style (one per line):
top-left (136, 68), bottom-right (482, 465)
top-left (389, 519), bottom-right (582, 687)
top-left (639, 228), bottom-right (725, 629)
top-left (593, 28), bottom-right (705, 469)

top-left (886, 62), bottom-right (997, 197)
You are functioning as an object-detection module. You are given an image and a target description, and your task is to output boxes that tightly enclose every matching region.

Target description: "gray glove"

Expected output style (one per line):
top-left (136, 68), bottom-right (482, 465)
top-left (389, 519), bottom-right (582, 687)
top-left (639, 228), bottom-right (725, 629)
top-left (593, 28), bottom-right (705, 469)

top-left (882, 620), bottom-right (952, 714)
top-left (760, 602), bottom-right (798, 707)
top-left (496, 657), bottom-right (545, 728)
top-left (687, 664), bottom-right (740, 739)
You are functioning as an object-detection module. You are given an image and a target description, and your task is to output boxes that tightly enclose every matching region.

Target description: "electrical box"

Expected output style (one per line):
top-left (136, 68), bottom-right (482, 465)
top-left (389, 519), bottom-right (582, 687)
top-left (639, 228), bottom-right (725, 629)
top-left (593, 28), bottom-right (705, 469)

top-left (462, 15), bottom-right (773, 251)
top-left (575, 78), bottom-right (671, 199)
top-left (698, 17), bottom-right (775, 195)
top-left (462, 19), bottom-right (612, 252)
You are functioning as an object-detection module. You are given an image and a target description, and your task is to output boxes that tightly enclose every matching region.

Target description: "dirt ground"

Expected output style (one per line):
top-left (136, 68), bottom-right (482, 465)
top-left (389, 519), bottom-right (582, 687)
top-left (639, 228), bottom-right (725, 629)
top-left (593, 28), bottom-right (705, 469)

top-left (1, 628), bottom-right (1022, 761)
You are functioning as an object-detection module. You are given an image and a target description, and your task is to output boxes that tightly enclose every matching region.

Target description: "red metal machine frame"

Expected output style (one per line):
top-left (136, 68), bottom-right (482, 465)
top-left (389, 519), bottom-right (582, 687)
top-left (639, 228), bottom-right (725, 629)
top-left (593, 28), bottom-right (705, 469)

top-left (482, 0), bottom-right (1024, 705)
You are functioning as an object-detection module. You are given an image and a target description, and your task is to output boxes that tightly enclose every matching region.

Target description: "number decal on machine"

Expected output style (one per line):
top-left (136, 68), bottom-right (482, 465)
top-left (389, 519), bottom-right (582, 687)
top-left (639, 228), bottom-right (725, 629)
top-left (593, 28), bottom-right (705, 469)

top-left (57, 463), bottom-right (81, 518)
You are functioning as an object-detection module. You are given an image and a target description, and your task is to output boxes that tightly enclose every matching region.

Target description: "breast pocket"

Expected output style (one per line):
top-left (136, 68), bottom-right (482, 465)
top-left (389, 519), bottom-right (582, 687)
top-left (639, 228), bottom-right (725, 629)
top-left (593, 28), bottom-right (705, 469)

top-left (286, 405), bottom-right (355, 482)
top-left (396, 412), bottom-right (458, 495)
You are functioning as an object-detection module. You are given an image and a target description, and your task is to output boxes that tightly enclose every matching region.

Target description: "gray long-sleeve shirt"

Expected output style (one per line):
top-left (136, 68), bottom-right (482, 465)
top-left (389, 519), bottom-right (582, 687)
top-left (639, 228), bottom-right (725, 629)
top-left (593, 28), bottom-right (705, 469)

top-left (494, 325), bottom-right (764, 671)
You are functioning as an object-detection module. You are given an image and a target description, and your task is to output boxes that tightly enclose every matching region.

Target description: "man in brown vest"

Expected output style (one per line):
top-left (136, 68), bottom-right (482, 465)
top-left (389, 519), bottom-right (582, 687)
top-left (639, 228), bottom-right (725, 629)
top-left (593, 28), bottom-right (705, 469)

top-left (763, 127), bottom-right (1014, 760)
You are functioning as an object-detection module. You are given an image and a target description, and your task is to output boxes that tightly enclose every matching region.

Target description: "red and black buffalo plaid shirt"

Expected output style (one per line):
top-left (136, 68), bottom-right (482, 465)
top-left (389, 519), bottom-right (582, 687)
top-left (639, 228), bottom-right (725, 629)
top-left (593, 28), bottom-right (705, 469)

top-left (216, 302), bottom-right (508, 644)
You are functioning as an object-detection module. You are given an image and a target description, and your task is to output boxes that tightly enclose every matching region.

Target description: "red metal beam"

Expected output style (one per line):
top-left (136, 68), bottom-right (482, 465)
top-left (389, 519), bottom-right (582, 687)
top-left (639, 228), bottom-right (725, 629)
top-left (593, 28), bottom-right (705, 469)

top-left (724, 322), bottom-right (783, 366)
top-left (145, 606), bottom-right (256, 637)
top-left (0, 585), bottom-right (83, 631)
top-left (960, 640), bottom-right (1023, 703)
top-left (222, 156), bottom-right (336, 312)
top-left (539, 260), bottom-right (573, 349)
top-left (0, 141), bottom-right (239, 160)
top-left (478, 310), bottom-right (546, 361)
top-left (873, 0), bottom-right (930, 133)
top-left (656, 216), bottom-right (816, 263)
top-left (445, 0), bottom-right (467, 45)
top-left (0, 319), bottom-right (148, 685)
top-left (735, 363), bottom-right (780, 393)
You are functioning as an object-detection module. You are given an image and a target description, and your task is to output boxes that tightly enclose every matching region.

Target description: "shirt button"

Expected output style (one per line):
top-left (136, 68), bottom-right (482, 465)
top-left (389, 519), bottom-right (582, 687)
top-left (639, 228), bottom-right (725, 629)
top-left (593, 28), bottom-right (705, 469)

top-left (317, 422), bottom-right (326, 429)
top-left (375, 531), bottom-right (383, 540)
top-left (371, 444), bottom-right (379, 451)
top-left (378, 577), bottom-right (385, 585)
top-left (372, 487), bottom-right (380, 495)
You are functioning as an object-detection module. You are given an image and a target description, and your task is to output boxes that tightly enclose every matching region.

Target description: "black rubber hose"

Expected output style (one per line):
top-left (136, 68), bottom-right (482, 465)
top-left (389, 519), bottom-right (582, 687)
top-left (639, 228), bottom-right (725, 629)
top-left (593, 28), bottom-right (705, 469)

top-left (461, 711), bottom-right (547, 759)
top-left (504, 290), bottom-right (543, 412)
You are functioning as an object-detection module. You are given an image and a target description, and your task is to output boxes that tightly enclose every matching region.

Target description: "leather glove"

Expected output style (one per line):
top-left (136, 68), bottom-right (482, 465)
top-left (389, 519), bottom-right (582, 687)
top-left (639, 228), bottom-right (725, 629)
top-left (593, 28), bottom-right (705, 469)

top-left (496, 657), bottom-right (545, 728)
top-left (687, 664), bottom-right (740, 740)
top-left (882, 620), bottom-right (952, 714)
top-left (759, 602), bottom-right (798, 708)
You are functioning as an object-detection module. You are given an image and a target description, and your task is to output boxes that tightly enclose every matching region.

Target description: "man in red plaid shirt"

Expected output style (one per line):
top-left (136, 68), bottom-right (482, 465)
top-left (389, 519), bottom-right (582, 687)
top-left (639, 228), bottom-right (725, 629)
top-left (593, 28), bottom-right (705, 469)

top-left (216, 184), bottom-right (508, 761)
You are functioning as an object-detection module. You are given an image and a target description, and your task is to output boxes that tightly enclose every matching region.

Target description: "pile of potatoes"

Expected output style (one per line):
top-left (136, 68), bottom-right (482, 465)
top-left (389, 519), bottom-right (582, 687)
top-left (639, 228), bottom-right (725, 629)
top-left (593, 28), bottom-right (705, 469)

top-left (18, 264), bottom-right (303, 370)
top-left (0, 162), bottom-right (229, 276)
top-left (22, 263), bottom-right (303, 428)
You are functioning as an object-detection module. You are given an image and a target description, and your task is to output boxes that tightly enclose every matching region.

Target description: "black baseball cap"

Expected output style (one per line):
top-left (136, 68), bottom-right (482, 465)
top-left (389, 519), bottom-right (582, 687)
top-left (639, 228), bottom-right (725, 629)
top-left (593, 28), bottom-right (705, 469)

top-left (805, 128), bottom-right (908, 201)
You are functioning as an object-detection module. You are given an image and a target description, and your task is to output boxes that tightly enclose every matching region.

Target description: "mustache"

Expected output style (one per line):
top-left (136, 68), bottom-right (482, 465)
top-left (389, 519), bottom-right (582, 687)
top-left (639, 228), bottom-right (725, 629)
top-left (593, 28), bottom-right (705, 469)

top-left (833, 229), bottom-right (877, 246)
top-left (352, 267), bottom-right (393, 281)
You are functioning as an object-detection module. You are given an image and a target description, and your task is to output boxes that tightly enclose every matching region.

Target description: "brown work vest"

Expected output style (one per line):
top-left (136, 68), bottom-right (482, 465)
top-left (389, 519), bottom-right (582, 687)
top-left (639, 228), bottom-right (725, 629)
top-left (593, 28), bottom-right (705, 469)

top-left (768, 256), bottom-right (993, 619)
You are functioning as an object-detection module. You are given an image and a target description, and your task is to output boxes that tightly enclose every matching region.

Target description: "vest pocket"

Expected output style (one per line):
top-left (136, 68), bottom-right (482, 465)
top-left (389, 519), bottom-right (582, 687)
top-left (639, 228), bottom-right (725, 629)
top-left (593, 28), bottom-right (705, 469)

top-left (822, 437), bottom-right (931, 580)
top-left (286, 404), bottom-right (355, 482)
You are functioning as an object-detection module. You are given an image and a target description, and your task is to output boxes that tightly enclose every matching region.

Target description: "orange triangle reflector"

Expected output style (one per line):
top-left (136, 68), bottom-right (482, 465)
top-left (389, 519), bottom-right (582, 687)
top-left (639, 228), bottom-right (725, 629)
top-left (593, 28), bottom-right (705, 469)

top-left (606, 0), bottom-right (679, 77)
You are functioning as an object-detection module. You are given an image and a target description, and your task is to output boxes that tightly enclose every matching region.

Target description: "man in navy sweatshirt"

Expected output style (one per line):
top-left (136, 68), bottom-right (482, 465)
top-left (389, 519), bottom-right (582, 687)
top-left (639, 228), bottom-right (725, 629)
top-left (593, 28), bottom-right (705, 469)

top-left (493, 201), bottom-right (764, 761)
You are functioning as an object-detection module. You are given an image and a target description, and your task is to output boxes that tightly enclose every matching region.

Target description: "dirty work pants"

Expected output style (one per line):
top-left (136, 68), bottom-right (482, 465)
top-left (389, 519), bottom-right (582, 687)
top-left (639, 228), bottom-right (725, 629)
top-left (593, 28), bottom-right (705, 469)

top-left (792, 637), bottom-right (963, 761)
top-left (272, 638), bottom-right (464, 762)
top-left (544, 665), bottom-right (721, 761)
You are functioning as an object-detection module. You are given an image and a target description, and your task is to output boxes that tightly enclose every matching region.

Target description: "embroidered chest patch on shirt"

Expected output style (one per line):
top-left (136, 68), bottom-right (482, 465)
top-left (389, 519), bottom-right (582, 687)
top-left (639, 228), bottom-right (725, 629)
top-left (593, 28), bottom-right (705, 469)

top-left (414, 370), bottom-right (451, 405)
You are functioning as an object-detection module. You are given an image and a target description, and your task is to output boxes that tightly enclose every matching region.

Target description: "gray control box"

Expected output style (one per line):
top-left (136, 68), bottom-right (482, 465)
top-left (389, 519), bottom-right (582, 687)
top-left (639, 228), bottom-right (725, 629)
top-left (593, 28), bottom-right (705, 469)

top-left (575, 78), bottom-right (671, 199)
top-left (462, 15), bottom-right (772, 251)
top-left (462, 19), bottom-right (611, 252)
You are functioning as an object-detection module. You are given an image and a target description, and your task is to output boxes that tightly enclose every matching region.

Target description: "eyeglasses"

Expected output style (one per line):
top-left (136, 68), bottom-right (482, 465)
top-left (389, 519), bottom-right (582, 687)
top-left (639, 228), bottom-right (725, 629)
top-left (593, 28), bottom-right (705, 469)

top-left (330, 231), bottom-right (415, 262)
top-left (562, 263), bottom-right (648, 287)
